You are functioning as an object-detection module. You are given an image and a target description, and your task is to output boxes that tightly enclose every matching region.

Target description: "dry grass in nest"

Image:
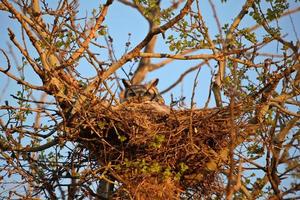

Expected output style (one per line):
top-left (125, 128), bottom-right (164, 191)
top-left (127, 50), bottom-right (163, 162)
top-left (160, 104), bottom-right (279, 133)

top-left (73, 101), bottom-right (250, 198)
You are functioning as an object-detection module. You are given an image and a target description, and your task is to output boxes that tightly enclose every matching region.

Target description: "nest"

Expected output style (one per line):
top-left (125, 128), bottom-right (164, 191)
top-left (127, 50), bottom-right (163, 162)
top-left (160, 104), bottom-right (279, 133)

top-left (69, 100), bottom-right (251, 199)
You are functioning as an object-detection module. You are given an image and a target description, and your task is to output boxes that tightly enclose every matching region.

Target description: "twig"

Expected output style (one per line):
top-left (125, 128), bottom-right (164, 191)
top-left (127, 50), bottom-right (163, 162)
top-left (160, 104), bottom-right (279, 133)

top-left (0, 66), bottom-right (44, 91)
top-left (161, 61), bottom-right (207, 94)
top-left (188, 66), bottom-right (202, 150)
top-left (64, 0), bottom-right (114, 66)
top-left (139, 52), bottom-right (218, 60)
top-left (249, 6), bottom-right (300, 32)
top-left (99, 0), bottom-right (194, 81)
top-left (0, 49), bottom-right (11, 73)
top-left (208, 0), bottom-right (223, 43)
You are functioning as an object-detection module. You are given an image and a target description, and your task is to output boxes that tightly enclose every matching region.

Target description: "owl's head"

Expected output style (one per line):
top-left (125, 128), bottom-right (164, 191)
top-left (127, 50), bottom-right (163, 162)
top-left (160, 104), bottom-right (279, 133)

top-left (120, 79), bottom-right (165, 104)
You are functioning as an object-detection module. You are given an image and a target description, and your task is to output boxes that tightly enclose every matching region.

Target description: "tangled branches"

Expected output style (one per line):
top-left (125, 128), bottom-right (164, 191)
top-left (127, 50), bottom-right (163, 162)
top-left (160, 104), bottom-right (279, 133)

top-left (63, 100), bottom-right (255, 199)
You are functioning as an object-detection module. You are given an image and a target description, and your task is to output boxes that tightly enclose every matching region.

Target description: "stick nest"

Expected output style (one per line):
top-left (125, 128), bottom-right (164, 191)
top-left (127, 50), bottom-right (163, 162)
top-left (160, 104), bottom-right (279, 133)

top-left (70, 101), bottom-right (251, 198)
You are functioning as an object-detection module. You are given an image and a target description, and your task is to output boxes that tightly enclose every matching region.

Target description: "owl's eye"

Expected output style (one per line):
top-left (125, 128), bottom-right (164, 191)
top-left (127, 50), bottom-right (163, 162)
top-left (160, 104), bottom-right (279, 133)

top-left (121, 80), bottom-right (164, 104)
top-left (127, 91), bottom-right (136, 97)
top-left (144, 91), bottom-right (152, 96)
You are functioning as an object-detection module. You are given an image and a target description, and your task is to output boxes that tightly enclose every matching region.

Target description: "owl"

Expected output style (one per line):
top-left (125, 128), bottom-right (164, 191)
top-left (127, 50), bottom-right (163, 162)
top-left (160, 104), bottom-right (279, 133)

top-left (121, 79), bottom-right (165, 104)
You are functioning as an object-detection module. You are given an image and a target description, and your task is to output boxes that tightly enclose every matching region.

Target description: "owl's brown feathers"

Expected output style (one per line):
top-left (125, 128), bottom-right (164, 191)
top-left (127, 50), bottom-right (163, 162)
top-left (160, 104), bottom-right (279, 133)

top-left (120, 79), bottom-right (165, 104)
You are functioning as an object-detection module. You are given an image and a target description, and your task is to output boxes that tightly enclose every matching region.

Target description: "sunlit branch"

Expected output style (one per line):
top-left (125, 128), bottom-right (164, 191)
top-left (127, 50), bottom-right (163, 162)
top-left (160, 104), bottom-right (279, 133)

top-left (226, 0), bottom-right (255, 42)
top-left (161, 60), bottom-right (207, 94)
top-left (64, 0), bottom-right (114, 66)
top-left (100, 0), bottom-right (194, 81)
top-left (208, 0), bottom-right (223, 43)
top-left (10, 94), bottom-right (55, 105)
top-left (0, 49), bottom-right (11, 73)
top-left (0, 67), bottom-right (44, 91)
top-left (195, 0), bottom-right (216, 52)
top-left (149, 49), bottom-right (197, 71)
top-left (139, 52), bottom-right (217, 60)
top-left (270, 102), bottom-right (300, 117)
top-left (7, 29), bottom-right (43, 76)
top-left (20, 138), bottom-right (59, 152)
top-left (249, 6), bottom-right (300, 32)
top-left (2, 0), bottom-right (51, 71)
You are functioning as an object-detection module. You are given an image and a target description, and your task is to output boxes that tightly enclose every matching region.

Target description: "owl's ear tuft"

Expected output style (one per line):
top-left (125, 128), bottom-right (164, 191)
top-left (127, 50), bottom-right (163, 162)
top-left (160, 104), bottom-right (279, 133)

top-left (122, 79), bottom-right (132, 88)
top-left (147, 78), bottom-right (159, 90)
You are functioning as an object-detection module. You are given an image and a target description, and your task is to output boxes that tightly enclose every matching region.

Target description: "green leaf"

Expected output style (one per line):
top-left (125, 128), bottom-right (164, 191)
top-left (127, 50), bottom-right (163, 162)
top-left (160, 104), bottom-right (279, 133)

top-left (179, 162), bottom-right (189, 173)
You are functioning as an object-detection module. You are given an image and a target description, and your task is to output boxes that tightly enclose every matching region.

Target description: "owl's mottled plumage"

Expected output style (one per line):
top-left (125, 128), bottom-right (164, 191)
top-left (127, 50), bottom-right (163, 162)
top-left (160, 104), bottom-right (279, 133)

top-left (121, 79), bottom-right (165, 104)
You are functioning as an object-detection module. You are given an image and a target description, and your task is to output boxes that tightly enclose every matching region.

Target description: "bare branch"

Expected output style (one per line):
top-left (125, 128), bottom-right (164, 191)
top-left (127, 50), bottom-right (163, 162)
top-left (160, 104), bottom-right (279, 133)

top-left (0, 66), bottom-right (44, 91)
top-left (0, 49), bottom-right (11, 73)
top-left (249, 6), bottom-right (300, 32)
top-left (100, 0), bottom-right (194, 81)
top-left (64, 0), bottom-right (114, 66)
top-left (161, 60), bottom-right (207, 94)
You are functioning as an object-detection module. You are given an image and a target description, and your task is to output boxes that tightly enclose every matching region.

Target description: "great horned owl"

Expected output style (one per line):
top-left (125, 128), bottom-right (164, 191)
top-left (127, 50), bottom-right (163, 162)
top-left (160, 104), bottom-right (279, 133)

top-left (120, 79), bottom-right (165, 104)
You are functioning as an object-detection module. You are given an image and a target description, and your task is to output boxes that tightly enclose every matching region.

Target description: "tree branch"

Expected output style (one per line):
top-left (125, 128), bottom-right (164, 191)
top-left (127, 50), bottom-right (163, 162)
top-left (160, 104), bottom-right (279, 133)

top-left (99, 0), bottom-right (194, 81)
